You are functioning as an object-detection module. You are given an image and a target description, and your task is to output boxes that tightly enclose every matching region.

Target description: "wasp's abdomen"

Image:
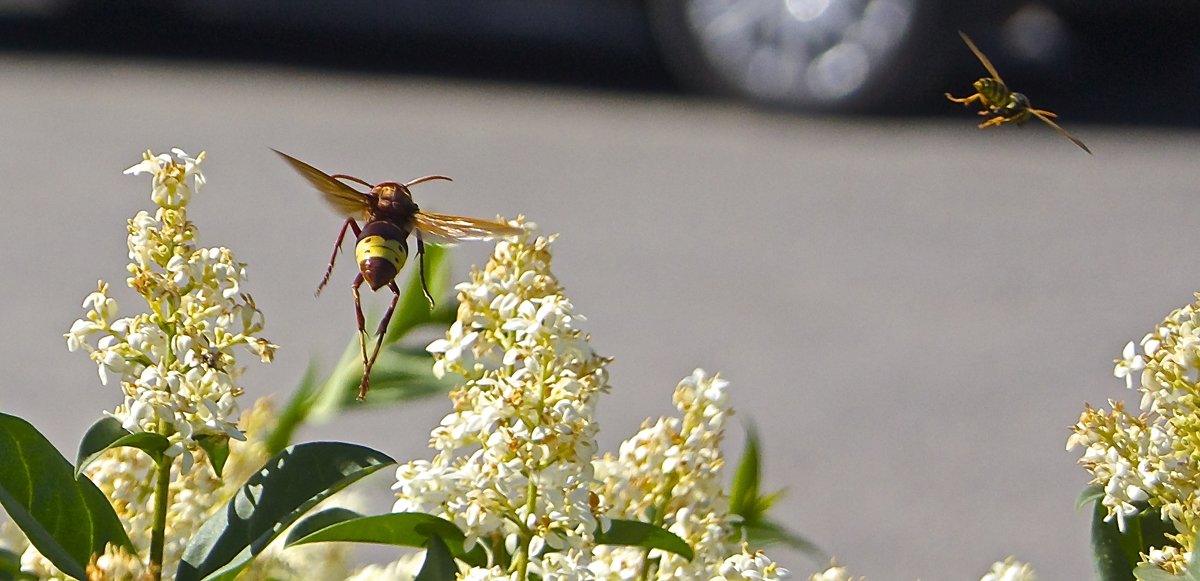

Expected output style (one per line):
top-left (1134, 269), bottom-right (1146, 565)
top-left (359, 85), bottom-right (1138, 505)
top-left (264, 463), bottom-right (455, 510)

top-left (355, 221), bottom-right (409, 291)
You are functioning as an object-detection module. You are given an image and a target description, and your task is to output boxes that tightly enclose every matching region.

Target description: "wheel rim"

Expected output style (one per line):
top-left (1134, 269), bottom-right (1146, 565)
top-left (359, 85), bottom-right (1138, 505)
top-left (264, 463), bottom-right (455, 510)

top-left (683, 0), bottom-right (919, 104)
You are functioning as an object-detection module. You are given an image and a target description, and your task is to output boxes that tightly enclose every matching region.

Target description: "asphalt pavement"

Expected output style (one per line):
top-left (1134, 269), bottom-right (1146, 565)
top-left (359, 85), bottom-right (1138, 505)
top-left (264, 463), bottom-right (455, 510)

top-left (2, 53), bottom-right (1199, 580)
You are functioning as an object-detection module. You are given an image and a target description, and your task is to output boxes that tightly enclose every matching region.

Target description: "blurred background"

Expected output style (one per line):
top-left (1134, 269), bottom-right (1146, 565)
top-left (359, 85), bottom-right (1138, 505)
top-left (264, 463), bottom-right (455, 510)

top-left (1, 1), bottom-right (1199, 579)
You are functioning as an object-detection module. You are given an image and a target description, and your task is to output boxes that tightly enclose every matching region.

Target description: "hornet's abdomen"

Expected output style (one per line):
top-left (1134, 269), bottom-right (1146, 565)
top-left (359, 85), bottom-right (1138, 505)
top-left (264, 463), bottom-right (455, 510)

top-left (355, 220), bottom-right (409, 291)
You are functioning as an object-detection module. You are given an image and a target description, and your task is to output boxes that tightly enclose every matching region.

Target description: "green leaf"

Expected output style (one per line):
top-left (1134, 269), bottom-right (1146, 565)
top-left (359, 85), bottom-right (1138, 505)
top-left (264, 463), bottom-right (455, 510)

top-left (1078, 483), bottom-right (1105, 511)
top-left (332, 346), bottom-right (458, 408)
top-left (74, 416), bottom-right (170, 477)
top-left (284, 507), bottom-right (365, 544)
top-left (744, 521), bottom-right (826, 563)
top-left (265, 361), bottom-right (322, 455)
top-left (309, 343), bottom-right (458, 419)
top-left (1090, 495), bottom-right (1176, 581)
top-left (416, 534), bottom-right (459, 581)
top-left (384, 243), bottom-right (453, 344)
top-left (729, 423), bottom-right (763, 522)
top-left (728, 421), bottom-right (814, 561)
top-left (595, 519), bottom-right (694, 561)
top-left (285, 510), bottom-right (487, 567)
top-left (195, 435), bottom-right (230, 478)
top-left (1091, 498), bottom-right (1135, 581)
top-left (176, 442), bottom-right (395, 581)
top-left (0, 413), bottom-right (132, 580)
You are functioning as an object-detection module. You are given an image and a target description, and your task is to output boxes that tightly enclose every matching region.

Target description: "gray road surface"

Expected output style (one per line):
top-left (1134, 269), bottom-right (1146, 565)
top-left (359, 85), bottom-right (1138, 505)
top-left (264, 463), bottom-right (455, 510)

top-left (2, 54), bottom-right (1199, 580)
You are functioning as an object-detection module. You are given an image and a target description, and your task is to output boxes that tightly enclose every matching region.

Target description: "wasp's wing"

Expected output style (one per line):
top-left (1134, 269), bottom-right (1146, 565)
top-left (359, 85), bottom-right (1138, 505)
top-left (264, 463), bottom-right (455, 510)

top-left (958, 31), bottom-right (1005, 85)
top-left (273, 149), bottom-right (372, 216)
top-left (414, 211), bottom-right (523, 245)
top-left (1028, 110), bottom-right (1092, 154)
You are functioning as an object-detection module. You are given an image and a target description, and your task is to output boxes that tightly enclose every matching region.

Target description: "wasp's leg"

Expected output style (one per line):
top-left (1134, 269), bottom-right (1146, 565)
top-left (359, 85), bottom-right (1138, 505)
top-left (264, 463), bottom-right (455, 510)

top-left (1031, 108), bottom-right (1058, 118)
top-left (360, 280), bottom-right (402, 401)
top-left (352, 273), bottom-right (372, 399)
top-left (977, 115), bottom-right (1011, 129)
top-left (416, 232), bottom-right (435, 309)
top-left (945, 92), bottom-right (982, 106)
top-left (318, 219), bottom-right (361, 296)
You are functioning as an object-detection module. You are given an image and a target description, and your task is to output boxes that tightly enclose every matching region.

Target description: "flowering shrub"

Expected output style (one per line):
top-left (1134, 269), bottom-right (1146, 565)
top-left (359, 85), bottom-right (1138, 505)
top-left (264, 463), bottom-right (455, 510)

top-left (0, 148), bottom-right (808, 581)
top-left (1068, 293), bottom-right (1200, 579)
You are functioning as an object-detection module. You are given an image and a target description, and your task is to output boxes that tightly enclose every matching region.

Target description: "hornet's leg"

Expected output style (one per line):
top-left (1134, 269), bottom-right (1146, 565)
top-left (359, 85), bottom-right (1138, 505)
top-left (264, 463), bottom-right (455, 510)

top-left (318, 219), bottom-right (361, 296)
top-left (352, 273), bottom-right (371, 398)
top-left (360, 280), bottom-right (402, 401)
top-left (416, 231), bottom-right (434, 309)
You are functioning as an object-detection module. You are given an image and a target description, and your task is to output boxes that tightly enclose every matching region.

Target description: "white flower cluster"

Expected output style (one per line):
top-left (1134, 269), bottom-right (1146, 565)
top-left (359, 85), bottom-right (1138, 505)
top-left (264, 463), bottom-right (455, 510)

top-left (1068, 294), bottom-right (1200, 571)
top-left (979, 557), bottom-right (1036, 581)
top-left (591, 369), bottom-right (787, 580)
top-left (391, 225), bottom-right (787, 579)
top-left (401, 224), bottom-right (607, 578)
top-left (65, 149), bottom-right (276, 457)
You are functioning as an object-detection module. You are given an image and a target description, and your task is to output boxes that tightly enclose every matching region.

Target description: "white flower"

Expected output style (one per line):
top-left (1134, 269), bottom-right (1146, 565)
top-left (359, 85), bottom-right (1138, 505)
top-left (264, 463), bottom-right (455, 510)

top-left (427, 320), bottom-right (479, 378)
top-left (807, 563), bottom-right (858, 581)
top-left (712, 545), bottom-right (790, 580)
top-left (980, 557), bottom-right (1035, 581)
top-left (457, 566), bottom-right (516, 581)
top-left (1114, 340), bottom-right (1147, 390)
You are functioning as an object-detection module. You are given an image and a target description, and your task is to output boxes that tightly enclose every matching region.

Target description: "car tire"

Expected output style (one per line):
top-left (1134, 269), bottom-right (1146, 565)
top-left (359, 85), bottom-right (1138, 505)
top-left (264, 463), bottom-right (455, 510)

top-left (646, 0), bottom-right (1003, 112)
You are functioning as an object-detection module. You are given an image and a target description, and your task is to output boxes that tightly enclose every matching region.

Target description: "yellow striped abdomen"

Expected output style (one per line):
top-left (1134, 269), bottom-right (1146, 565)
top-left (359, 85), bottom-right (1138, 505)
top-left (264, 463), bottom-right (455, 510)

top-left (355, 220), bottom-right (409, 291)
top-left (973, 78), bottom-right (1030, 120)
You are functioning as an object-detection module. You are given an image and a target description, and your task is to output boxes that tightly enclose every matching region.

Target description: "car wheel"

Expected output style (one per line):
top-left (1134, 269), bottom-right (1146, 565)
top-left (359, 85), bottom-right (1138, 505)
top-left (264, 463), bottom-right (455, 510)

top-left (647, 0), bottom-right (982, 112)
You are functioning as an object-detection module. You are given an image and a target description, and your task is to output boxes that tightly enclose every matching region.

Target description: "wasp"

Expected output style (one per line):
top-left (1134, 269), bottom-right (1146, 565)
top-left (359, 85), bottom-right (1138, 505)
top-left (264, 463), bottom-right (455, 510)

top-left (945, 31), bottom-right (1090, 154)
top-left (274, 150), bottom-right (521, 400)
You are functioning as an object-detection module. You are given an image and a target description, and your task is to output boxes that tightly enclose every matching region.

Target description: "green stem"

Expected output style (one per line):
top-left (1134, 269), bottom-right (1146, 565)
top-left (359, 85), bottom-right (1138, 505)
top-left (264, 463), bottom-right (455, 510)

top-left (148, 424), bottom-right (173, 580)
top-left (514, 475), bottom-right (538, 580)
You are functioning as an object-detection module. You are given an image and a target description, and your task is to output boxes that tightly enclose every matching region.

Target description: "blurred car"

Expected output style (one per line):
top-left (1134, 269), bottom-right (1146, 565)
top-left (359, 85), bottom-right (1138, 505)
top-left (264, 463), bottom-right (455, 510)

top-left (181, 0), bottom-right (1018, 112)
top-left (10, 0), bottom-right (1187, 115)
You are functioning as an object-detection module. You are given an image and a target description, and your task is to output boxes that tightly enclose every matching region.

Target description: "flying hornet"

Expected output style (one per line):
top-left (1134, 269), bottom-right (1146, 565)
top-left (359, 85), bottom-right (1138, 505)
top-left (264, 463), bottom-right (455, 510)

top-left (945, 31), bottom-right (1091, 154)
top-left (274, 150), bottom-right (521, 400)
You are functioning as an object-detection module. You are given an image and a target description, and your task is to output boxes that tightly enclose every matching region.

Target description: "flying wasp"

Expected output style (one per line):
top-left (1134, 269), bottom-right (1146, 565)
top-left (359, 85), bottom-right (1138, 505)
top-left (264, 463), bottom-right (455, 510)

top-left (274, 150), bottom-right (522, 400)
top-left (945, 31), bottom-right (1091, 154)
